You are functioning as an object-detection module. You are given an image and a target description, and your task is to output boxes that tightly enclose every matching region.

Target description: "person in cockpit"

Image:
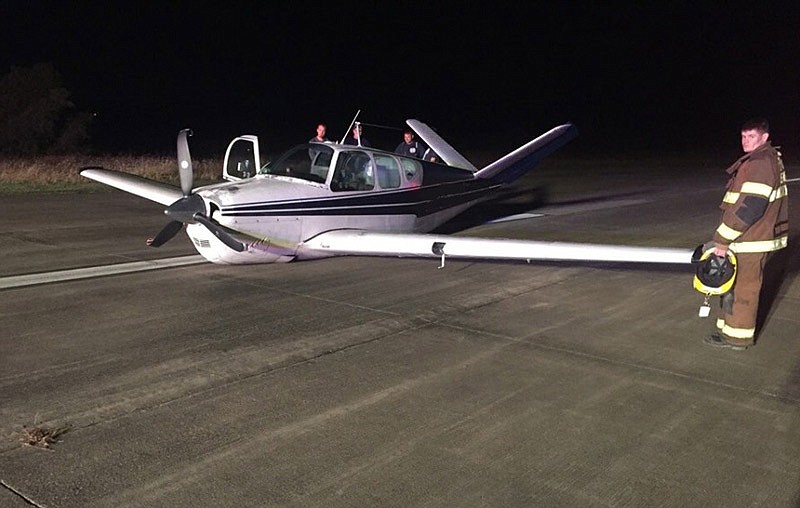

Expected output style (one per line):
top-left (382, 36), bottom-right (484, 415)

top-left (331, 151), bottom-right (374, 191)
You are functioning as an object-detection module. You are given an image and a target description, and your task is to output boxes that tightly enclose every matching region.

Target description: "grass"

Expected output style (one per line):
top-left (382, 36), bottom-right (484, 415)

top-left (2, 152), bottom-right (795, 196)
top-left (19, 422), bottom-right (72, 450)
top-left (0, 154), bottom-right (224, 194)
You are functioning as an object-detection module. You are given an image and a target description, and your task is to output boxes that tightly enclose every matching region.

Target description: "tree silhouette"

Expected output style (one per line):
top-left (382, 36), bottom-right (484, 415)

top-left (0, 63), bottom-right (92, 154)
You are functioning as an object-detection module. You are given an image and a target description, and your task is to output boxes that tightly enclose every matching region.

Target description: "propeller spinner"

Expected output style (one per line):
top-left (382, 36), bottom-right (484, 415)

top-left (147, 129), bottom-right (245, 252)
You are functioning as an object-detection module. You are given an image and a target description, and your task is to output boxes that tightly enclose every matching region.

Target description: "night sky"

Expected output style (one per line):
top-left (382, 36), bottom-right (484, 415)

top-left (4, 2), bottom-right (799, 160)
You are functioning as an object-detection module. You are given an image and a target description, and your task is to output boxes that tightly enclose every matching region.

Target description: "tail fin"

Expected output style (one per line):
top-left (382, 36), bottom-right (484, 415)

top-left (406, 119), bottom-right (477, 171)
top-left (473, 123), bottom-right (577, 183)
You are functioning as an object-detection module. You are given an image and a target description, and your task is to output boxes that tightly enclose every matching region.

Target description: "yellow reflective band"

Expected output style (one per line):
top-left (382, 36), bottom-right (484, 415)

top-left (730, 235), bottom-right (788, 253)
top-left (724, 183), bottom-right (787, 204)
top-left (721, 324), bottom-right (755, 340)
top-left (716, 223), bottom-right (742, 241)
top-left (771, 184), bottom-right (788, 201)
top-left (740, 181), bottom-right (773, 198)
top-left (716, 319), bottom-right (724, 330)
top-left (723, 191), bottom-right (739, 204)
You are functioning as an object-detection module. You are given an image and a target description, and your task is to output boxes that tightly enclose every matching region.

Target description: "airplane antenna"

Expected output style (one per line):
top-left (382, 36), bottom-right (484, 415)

top-left (359, 122), bottom-right (403, 131)
top-left (340, 109), bottom-right (361, 144)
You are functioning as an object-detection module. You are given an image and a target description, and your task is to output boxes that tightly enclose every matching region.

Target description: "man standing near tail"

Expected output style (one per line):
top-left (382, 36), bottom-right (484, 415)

top-left (704, 118), bottom-right (789, 350)
top-left (395, 129), bottom-right (425, 158)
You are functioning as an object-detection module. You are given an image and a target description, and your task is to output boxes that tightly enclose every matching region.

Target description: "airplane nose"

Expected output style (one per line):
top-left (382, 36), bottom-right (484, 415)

top-left (152, 194), bottom-right (245, 252)
top-left (164, 194), bottom-right (206, 224)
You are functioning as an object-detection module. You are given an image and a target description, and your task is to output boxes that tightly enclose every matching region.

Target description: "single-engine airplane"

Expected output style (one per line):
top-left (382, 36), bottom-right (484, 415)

top-left (80, 120), bottom-right (695, 267)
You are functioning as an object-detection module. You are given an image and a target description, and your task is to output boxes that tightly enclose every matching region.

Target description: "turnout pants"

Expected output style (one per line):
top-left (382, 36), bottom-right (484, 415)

top-left (717, 251), bottom-right (768, 344)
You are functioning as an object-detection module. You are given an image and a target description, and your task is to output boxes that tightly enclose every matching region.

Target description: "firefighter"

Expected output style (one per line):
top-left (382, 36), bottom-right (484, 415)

top-left (704, 118), bottom-right (789, 350)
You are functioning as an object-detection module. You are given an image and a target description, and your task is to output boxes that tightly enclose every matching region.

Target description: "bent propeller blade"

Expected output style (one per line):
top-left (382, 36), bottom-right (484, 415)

top-left (193, 214), bottom-right (246, 252)
top-left (147, 220), bottom-right (183, 247)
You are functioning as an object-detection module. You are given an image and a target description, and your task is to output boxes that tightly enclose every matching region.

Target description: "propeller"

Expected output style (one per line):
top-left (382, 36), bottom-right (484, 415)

top-left (147, 129), bottom-right (246, 252)
top-left (177, 129), bottom-right (194, 196)
top-left (146, 220), bottom-right (182, 247)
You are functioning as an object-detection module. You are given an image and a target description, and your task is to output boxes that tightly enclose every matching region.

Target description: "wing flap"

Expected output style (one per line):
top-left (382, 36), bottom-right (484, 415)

top-left (301, 230), bottom-right (693, 265)
top-left (80, 167), bottom-right (184, 206)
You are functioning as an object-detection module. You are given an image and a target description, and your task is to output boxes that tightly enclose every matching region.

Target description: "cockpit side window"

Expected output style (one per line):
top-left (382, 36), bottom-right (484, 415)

top-left (331, 151), bottom-right (375, 191)
top-left (310, 148), bottom-right (333, 181)
top-left (374, 154), bottom-right (401, 189)
top-left (262, 144), bottom-right (331, 184)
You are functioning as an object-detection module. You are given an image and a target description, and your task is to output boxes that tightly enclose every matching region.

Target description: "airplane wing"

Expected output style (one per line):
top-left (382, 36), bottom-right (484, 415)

top-left (406, 119), bottom-right (477, 171)
top-left (300, 230), bottom-right (693, 265)
top-left (80, 167), bottom-right (184, 206)
top-left (473, 123), bottom-right (578, 183)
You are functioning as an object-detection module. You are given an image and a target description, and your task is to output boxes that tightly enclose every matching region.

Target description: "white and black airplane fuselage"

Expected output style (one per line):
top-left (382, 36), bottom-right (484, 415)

top-left (193, 142), bottom-right (498, 263)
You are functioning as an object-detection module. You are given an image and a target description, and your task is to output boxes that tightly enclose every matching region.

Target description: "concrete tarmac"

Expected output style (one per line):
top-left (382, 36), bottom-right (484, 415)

top-left (1, 160), bottom-right (799, 507)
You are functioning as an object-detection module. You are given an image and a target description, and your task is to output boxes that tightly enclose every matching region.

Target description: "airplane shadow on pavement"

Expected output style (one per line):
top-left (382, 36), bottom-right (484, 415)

top-left (433, 185), bottom-right (654, 235)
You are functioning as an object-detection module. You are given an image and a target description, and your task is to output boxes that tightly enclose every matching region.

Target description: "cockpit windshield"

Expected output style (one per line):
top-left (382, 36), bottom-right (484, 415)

top-left (259, 143), bottom-right (334, 184)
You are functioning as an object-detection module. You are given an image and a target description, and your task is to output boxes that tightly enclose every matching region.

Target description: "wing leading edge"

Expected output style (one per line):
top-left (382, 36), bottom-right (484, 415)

top-left (80, 167), bottom-right (184, 206)
top-left (301, 230), bottom-right (693, 265)
top-left (473, 123), bottom-right (578, 183)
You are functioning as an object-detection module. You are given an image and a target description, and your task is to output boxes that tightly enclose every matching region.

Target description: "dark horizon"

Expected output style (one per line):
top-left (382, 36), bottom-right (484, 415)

top-left (4, 3), bottom-right (799, 160)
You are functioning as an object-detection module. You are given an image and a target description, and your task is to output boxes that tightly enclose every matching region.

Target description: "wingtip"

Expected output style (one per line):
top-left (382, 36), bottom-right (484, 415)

top-left (78, 165), bottom-right (103, 176)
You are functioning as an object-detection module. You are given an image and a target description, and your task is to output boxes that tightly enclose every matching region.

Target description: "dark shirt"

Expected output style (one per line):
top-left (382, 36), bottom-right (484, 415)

top-left (395, 140), bottom-right (424, 158)
top-left (344, 136), bottom-right (371, 148)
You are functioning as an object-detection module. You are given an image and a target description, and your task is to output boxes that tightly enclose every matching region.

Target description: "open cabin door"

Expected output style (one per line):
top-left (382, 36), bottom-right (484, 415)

top-left (223, 135), bottom-right (261, 181)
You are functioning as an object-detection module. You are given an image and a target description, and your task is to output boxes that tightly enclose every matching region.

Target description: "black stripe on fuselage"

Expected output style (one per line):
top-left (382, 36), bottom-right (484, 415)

top-left (220, 179), bottom-right (500, 218)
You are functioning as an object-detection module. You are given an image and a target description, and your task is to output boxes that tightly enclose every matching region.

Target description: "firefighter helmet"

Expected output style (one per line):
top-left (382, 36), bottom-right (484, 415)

top-left (693, 247), bottom-right (737, 295)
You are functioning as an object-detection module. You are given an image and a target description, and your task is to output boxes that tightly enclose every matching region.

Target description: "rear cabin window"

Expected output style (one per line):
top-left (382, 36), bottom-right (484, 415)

top-left (400, 158), bottom-right (422, 186)
top-left (331, 151), bottom-right (375, 191)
